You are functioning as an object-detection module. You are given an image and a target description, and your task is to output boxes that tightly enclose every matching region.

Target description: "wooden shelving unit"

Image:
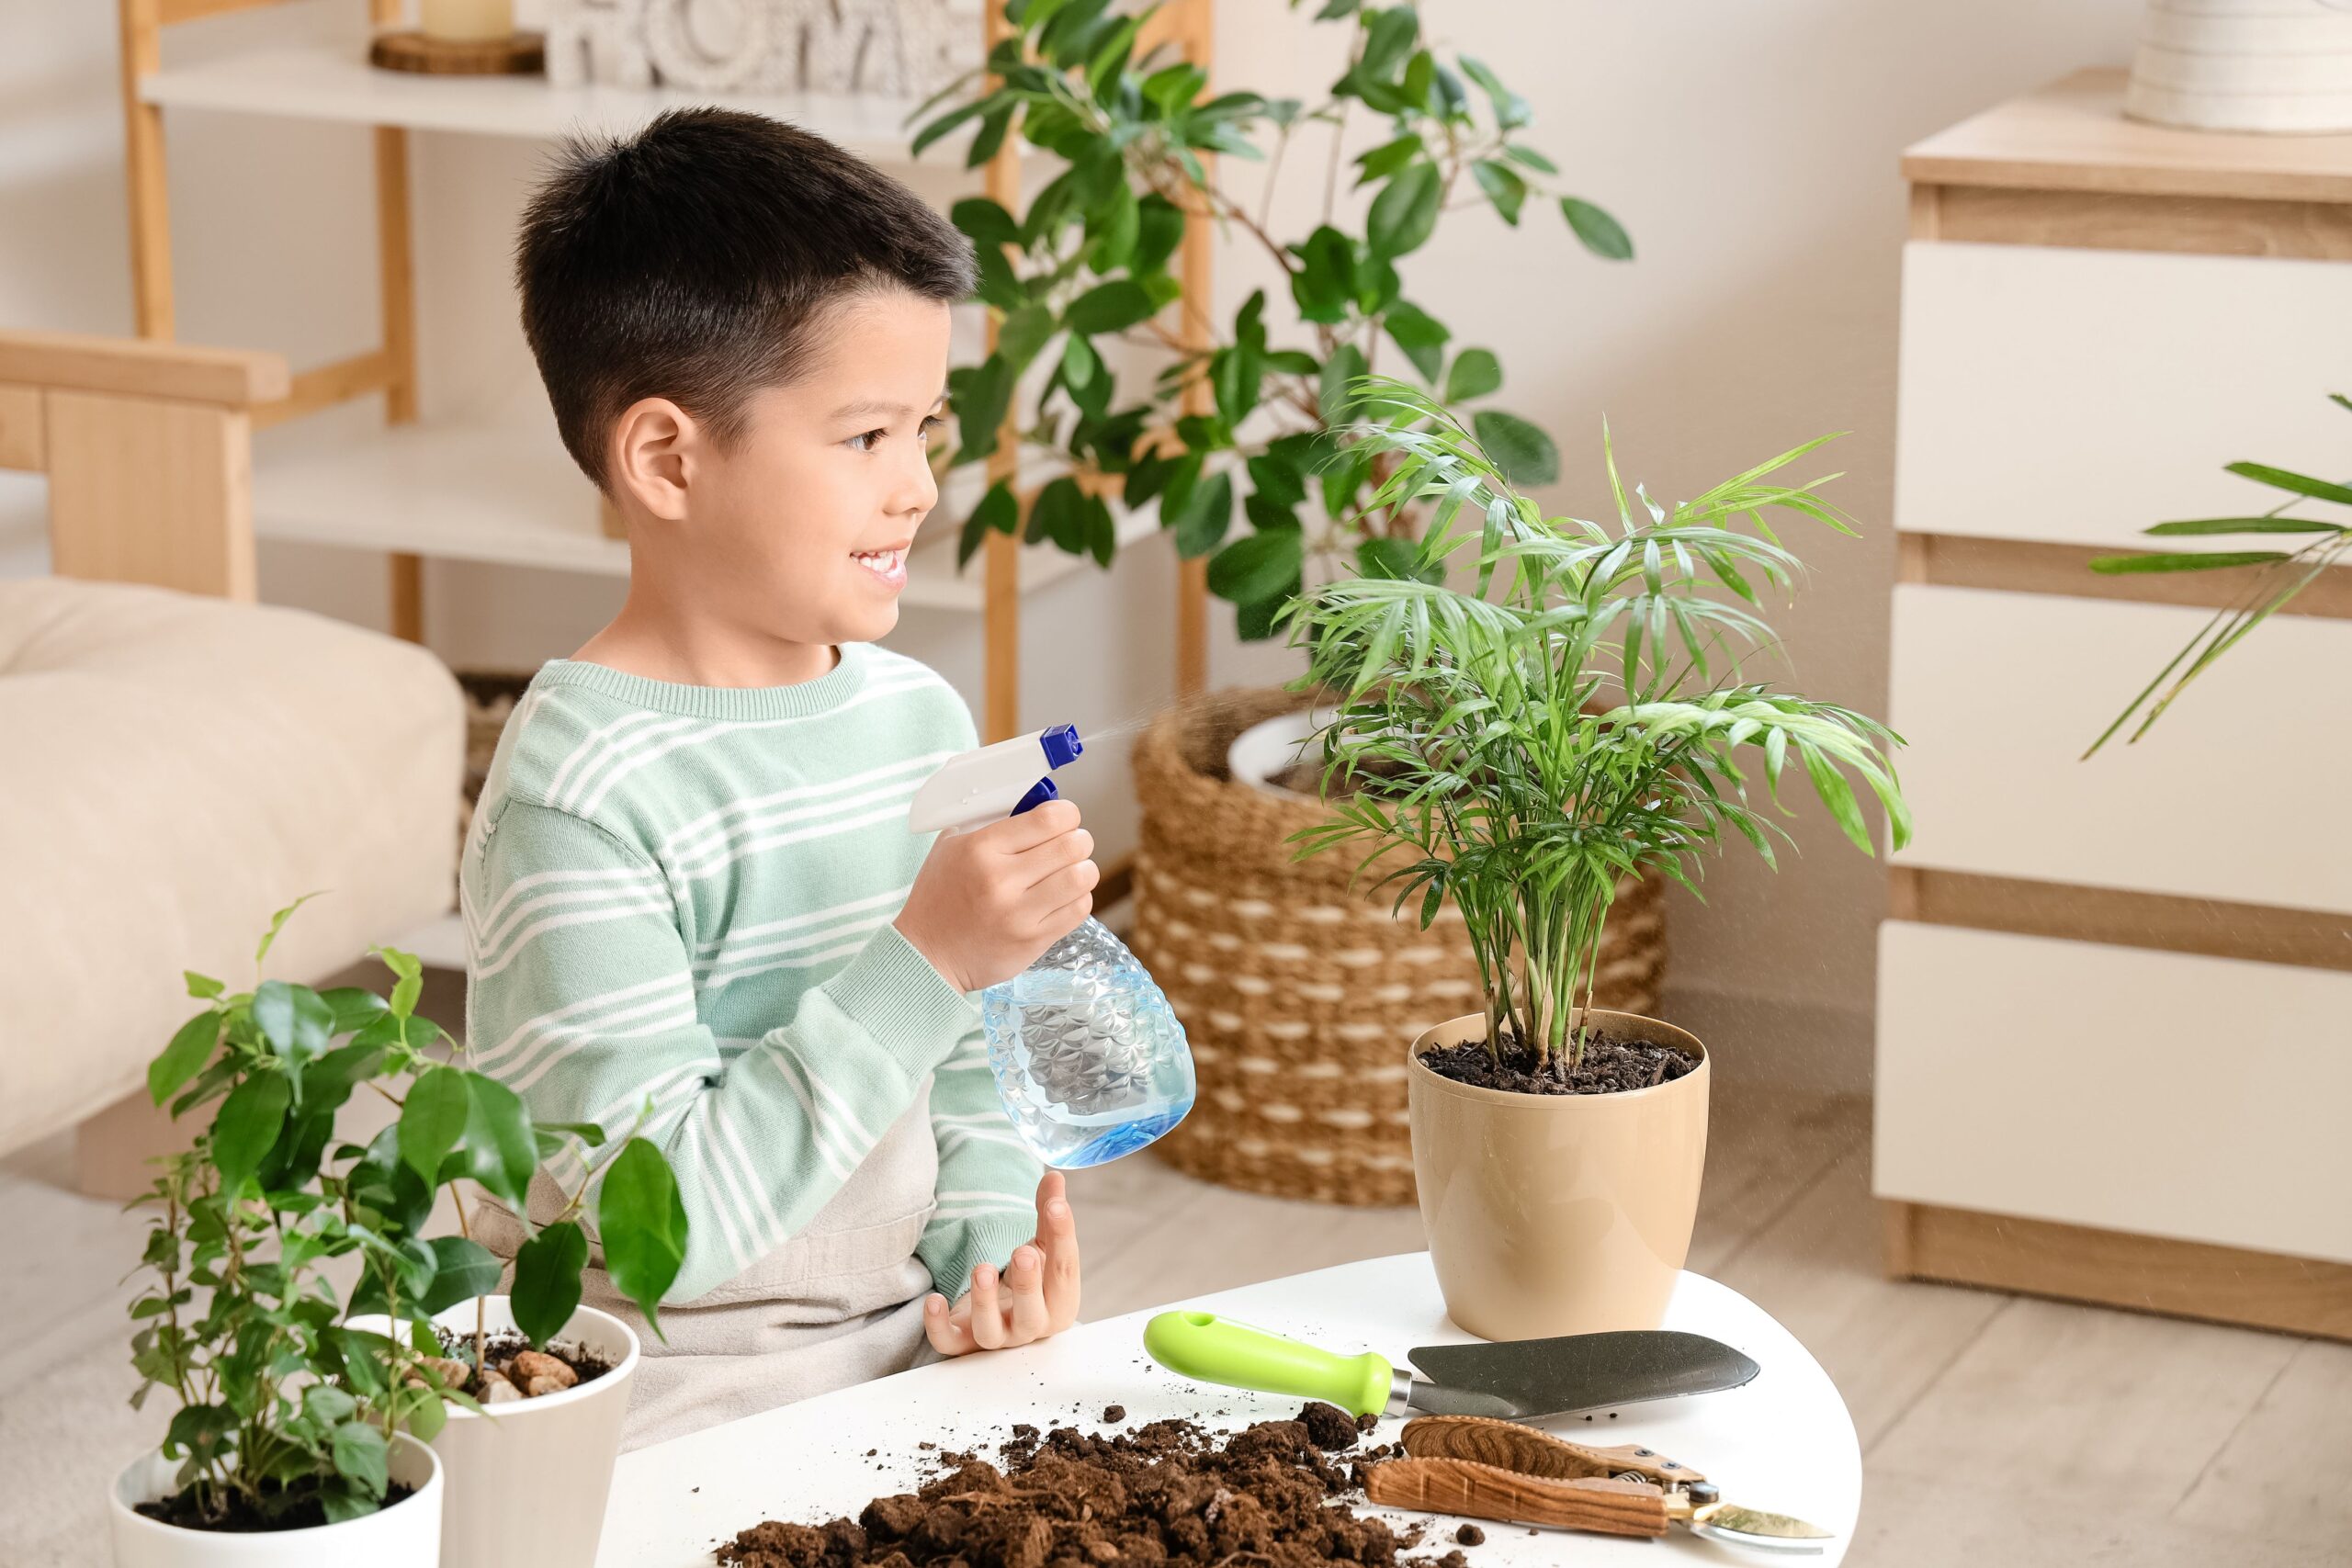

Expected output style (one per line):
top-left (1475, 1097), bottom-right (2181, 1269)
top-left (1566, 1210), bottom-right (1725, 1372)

top-left (114, 0), bottom-right (1216, 743)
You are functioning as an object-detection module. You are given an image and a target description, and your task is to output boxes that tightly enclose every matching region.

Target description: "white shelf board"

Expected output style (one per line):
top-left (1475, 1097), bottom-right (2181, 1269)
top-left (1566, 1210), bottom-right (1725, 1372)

top-left (252, 415), bottom-right (1161, 612)
top-left (139, 42), bottom-right (956, 162)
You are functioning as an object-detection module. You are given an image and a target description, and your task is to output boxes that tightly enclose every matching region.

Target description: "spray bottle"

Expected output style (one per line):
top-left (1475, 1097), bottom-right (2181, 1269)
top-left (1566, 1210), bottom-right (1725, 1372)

top-left (909, 726), bottom-right (1194, 1169)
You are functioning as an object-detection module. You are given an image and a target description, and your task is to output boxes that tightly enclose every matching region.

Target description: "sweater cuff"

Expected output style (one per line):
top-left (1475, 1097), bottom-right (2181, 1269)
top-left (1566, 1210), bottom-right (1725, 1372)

top-left (829, 924), bottom-right (981, 1078)
top-left (928, 1212), bottom-right (1039, 1303)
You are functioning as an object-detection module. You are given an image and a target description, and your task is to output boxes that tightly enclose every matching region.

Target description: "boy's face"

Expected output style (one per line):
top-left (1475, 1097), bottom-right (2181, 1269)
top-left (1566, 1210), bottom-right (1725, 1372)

top-left (661, 288), bottom-right (953, 648)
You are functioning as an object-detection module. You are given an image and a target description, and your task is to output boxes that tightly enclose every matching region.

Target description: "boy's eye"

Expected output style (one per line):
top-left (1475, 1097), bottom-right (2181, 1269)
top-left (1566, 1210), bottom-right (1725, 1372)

top-left (846, 429), bottom-right (886, 453)
top-left (918, 415), bottom-right (944, 444)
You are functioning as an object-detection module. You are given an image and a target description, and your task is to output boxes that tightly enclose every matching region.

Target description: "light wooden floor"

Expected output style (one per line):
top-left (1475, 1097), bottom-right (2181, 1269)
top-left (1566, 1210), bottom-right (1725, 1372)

top-left (5, 976), bottom-right (2344, 1564)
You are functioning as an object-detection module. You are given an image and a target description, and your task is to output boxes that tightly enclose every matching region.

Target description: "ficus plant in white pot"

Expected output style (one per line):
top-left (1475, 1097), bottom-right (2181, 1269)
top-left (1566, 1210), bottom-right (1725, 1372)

top-left (115, 898), bottom-right (686, 1568)
top-left (1288, 379), bottom-right (1910, 1338)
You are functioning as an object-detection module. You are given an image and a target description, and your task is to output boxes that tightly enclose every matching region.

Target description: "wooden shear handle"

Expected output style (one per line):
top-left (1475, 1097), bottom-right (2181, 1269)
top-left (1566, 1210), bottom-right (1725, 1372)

top-left (1363, 1458), bottom-right (1670, 1539)
top-left (1399, 1415), bottom-right (1708, 1485)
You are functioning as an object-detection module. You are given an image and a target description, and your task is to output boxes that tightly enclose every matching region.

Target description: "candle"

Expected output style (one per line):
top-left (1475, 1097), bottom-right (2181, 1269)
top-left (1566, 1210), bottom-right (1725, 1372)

top-left (420, 0), bottom-right (513, 43)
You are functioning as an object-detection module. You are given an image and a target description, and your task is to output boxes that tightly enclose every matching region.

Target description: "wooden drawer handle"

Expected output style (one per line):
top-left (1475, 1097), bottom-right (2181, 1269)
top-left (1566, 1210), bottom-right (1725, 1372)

top-left (1363, 1457), bottom-right (1670, 1538)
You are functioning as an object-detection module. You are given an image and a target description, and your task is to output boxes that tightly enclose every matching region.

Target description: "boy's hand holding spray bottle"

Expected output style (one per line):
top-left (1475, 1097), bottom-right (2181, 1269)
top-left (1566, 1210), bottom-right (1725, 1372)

top-left (893, 725), bottom-right (1196, 1355)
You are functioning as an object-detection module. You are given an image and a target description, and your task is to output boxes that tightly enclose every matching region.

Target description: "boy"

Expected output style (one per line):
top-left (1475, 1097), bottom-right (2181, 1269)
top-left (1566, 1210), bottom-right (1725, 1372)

top-left (462, 107), bottom-right (1095, 1448)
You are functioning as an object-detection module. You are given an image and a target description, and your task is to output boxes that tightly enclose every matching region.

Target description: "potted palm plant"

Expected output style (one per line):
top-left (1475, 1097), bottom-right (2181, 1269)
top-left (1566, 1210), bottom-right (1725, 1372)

top-left (116, 899), bottom-right (685, 1568)
top-left (1288, 380), bottom-right (1910, 1338)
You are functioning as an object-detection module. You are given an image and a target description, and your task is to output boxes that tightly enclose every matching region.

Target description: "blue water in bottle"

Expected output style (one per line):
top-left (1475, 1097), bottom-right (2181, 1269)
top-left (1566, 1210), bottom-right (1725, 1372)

top-left (980, 916), bottom-right (1194, 1168)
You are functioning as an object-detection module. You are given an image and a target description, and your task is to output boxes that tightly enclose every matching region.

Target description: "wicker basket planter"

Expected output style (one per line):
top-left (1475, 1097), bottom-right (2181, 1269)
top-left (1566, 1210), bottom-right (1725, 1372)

top-left (1131, 688), bottom-right (1667, 1206)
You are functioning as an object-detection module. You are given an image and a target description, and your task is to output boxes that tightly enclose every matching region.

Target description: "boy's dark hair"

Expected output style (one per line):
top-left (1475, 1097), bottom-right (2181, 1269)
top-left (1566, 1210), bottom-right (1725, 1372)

top-left (516, 107), bottom-right (976, 491)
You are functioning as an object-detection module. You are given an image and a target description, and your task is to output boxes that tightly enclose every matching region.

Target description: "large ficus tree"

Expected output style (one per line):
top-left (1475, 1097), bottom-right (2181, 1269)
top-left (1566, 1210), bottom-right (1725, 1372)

top-left (917, 0), bottom-right (1632, 637)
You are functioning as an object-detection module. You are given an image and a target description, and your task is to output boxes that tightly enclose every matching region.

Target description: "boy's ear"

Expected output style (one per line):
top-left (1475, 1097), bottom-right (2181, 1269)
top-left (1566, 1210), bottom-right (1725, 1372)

top-left (608, 396), bottom-right (701, 524)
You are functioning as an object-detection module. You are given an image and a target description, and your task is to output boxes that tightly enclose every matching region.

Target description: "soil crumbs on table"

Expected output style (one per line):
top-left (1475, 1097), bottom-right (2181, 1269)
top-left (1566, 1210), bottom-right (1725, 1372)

top-left (1419, 1034), bottom-right (1696, 1097)
top-left (718, 1404), bottom-right (1475, 1568)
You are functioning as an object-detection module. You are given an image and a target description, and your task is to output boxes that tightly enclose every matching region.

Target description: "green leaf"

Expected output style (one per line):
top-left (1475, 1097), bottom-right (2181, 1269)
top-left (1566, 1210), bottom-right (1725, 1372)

top-left (995, 304), bottom-right (1057, 374)
top-left (2143, 515), bottom-right (2350, 536)
top-left (317, 987), bottom-right (390, 1033)
top-left (1353, 133), bottom-right (1424, 187)
top-left (1236, 585), bottom-right (1299, 642)
top-left (1472, 409), bottom-right (1560, 486)
top-left (512, 1220), bottom-right (589, 1348)
top-left (958, 481), bottom-right (1019, 570)
top-left (1502, 142), bottom-right (1558, 175)
top-left (1320, 342), bottom-right (1369, 424)
top-left (1168, 469), bottom-right (1234, 558)
top-left (254, 893), bottom-right (322, 968)
top-left (911, 98), bottom-right (987, 160)
top-left (1207, 528), bottom-right (1306, 604)
top-left (1065, 279), bottom-right (1161, 335)
top-left (947, 355), bottom-right (1015, 465)
top-left (374, 946), bottom-right (424, 1021)
top-left (150, 1010), bottom-right (221, 1108)
top-left (461, 1072), bottom-right (537, 1210)
top-left (1458, 54), bottom-right (1531, 129)
top-left (1084, 178), bottom-right (1141, 274)
top-left (1383, 300), bottom-right (1451, 382)
top-left (399, 1066), bottom-right (470, 1183)
top-left (1358, 5), bottom-right (1420, 81)
top-left (331, 1421), bottom-right (389, 1499)
top-left (598, 1139), bottom-right (686, 1337)
top-left (1366, 163), bottom-right (1442, 260)
top-left (210, 1071), bottom-right (290, 1193)
top-left (1134, 193), bottom-right (1186, 276)
top-left (253, 979), bottom-right (334, 1072)
top-left (418, 1235), bottom-right (503, 1315)
top-left (1027, 476), bottom-right (1089, 553)
top-left (2088, 549), bottom-right (2290, 574)
top-left (1290, 225), bottom-right (1356, 324)
top-left (1355, 536), bottom-right (1421, 580)
top-left (1443, 347), bottom-right (1502, 402)
top-left (2220, 462), bottom-right (2352, 508)
top-left (302, 1384), bottom-right (356, 1429)
top-left (184, 970), bottom-right (224, 1000)
top-left (951, 196), bottom-right (1022, 254)
top-left (1471, 158), bottom-right (1527, 224)
top-left (1561, 197), bottom-right (1634, 260)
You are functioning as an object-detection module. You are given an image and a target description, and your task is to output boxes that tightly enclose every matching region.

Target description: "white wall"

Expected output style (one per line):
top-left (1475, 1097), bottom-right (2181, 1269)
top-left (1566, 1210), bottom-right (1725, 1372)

top-left (1, 0), bottom-right (2149, 1089)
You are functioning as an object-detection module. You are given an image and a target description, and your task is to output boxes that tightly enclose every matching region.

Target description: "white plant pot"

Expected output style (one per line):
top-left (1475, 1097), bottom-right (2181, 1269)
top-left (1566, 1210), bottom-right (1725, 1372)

top-left (109, 1431), bottom-right (442, 1568)
top-left (2125, 0), bottom-right (2352, 132)
top-left (408, 1297), bottom-right (640, 1568)
top-left (1226, 706), bottom-right (1334, 802)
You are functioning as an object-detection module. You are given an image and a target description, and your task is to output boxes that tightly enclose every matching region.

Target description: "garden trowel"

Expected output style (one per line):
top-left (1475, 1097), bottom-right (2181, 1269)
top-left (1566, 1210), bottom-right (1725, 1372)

top-left (1142, 1311), bottom-right (1759, 1422)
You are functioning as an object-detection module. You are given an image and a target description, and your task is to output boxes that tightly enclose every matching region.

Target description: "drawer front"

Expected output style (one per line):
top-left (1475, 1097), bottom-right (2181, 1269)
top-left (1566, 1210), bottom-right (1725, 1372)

top-left (1888, 583), bottom-right (2352, 917)
top-left (1895, 241), bottom-right (2352, 551)
top-left (1875, 920), bottom-right (2352, 1264)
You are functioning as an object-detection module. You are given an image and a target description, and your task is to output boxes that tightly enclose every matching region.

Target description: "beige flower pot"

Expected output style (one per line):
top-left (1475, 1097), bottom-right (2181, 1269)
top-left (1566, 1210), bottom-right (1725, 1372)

top-left (1408, 1010), bottom-right (1710, 1340)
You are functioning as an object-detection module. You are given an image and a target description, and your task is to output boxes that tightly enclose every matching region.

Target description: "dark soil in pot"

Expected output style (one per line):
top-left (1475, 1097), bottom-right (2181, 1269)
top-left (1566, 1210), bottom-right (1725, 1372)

top-left (134, 1479), bottom-right (420, 1533)
top-left (430, 1326), bottom-right (616, 1401)
top-left (719, 1404), bottom-right (1473, 1568)
top-left (1420, 1032), bottom-right (1698, 1096)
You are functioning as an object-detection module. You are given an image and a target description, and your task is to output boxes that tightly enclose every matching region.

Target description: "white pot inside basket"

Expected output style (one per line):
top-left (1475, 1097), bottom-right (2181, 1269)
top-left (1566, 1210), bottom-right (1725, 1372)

top-left (109, 1430), bottom-right (444, 1568)
top-left (1227, 707), bottom-right (1334, 801)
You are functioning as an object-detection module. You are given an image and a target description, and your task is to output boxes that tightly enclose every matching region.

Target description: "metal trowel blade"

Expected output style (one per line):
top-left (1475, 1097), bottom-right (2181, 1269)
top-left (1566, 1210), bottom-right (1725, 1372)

top-left (1406, 1330), bottom-right (1760, 1420)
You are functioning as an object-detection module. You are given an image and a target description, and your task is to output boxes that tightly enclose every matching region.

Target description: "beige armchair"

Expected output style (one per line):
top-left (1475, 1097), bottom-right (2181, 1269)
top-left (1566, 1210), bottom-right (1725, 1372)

top-left (0, 329), bottom-right (463, 1195)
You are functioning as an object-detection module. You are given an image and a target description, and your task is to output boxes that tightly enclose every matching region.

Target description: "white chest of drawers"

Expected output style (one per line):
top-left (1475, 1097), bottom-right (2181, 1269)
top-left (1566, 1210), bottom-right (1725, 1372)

top-left (1878, 68), bottom-right (2352, 1341)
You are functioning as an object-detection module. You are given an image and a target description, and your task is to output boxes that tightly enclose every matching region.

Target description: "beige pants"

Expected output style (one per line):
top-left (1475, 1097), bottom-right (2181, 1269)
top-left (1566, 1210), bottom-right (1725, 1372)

top-left (480, 1083), bottom-right (944, 1450)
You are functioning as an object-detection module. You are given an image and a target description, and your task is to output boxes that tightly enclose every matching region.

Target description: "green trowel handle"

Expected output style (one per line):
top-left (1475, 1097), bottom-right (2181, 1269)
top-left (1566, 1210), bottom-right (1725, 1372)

top-left (1143, 1311), bottom-right (1394, 1418)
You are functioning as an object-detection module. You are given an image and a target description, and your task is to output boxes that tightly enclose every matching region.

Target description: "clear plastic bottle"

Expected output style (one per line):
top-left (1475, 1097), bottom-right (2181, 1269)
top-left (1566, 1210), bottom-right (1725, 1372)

top-left (907, 724), bottom-right (1194, 1168)
top-left (980, 917), bottom-right (1195, 1168)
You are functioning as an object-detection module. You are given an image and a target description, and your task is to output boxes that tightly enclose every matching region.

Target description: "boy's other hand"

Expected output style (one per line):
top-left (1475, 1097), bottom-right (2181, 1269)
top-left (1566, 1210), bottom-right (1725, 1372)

top-left (897, 799), bottom-right (1095, 993)
top-left (922, 1170), bottom-right (1081, 1357)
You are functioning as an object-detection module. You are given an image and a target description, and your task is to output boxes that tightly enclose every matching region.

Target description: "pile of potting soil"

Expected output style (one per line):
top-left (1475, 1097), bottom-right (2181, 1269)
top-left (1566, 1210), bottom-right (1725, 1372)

top-left (718, 1405), bottom-right (1473, 1568)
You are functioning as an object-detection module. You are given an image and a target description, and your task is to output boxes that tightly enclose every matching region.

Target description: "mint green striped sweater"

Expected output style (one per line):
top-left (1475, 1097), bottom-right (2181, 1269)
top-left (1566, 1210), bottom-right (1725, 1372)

top-left (459, 645), bottom-right (1040, 1306)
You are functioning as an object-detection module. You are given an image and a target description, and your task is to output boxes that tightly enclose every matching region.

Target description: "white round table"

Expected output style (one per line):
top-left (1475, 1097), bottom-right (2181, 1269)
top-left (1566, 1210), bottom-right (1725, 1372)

top-left (596, 1252), bottom-right (1860, 1565)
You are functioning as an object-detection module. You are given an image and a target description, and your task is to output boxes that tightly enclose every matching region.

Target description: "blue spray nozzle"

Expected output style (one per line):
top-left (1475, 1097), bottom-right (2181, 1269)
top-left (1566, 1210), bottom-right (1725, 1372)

top-left (1040, 724), bottom-right (1083, 770)
top-left (1010, 776), bottom-right (1060, 817)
